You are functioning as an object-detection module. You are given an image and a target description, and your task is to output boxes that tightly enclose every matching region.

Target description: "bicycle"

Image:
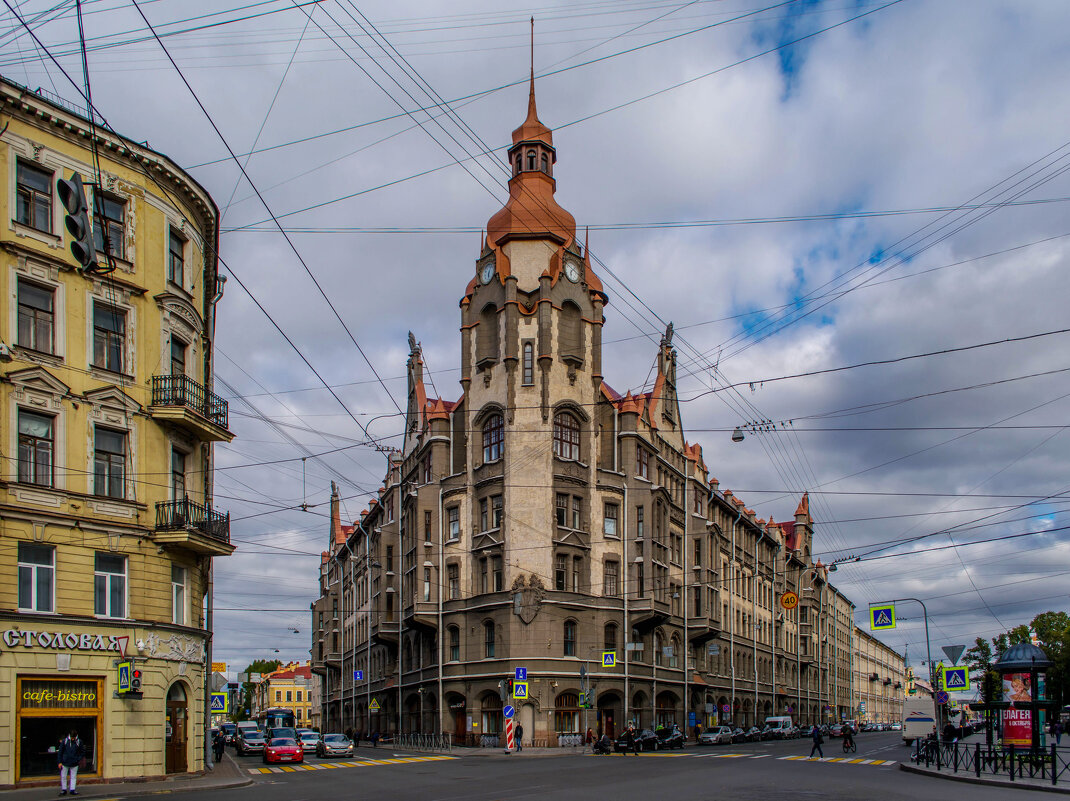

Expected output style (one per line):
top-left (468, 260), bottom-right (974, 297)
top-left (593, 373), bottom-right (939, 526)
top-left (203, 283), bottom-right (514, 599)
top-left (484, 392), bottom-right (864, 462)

top-left (842, 738), bottom-right (857, 754)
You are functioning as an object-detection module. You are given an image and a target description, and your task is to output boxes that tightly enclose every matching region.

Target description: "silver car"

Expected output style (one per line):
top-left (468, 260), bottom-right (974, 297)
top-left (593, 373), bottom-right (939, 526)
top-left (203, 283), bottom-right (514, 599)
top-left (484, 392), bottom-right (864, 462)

top-left (298, 730), bottom-right (321, 753)
top-left (699, 726), bottom-right (735, 745)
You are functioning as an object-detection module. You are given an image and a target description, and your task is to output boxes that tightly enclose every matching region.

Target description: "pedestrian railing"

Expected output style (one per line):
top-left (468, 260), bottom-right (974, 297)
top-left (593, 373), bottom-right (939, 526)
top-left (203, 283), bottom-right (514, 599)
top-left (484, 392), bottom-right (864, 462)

top-left (395, 733), bottom-right (452, 753)
top-left (913, 740), bottom-right (1069, 786)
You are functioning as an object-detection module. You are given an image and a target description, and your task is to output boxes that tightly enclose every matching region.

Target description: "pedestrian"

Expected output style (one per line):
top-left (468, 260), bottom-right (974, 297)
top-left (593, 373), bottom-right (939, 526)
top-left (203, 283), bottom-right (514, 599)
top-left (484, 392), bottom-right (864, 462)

top-left (809, 724), bottom-right (824, 759)
top-left (585, 727), bottom-right (594, 745)
top-left (695, 722), bottom-right (703, 742)
top-left (213, 729), bottom-right (226, 763)
top-left (624, 723), bottom-right (639, 756)
top-left (515, 723), bottom-right (524, 751)
top-left (1051, 719), bottom-right (1062, 746)
top-left (371, 730), bottom-right (380, 748)
top-left (57, 728), bottom-right (85, 796)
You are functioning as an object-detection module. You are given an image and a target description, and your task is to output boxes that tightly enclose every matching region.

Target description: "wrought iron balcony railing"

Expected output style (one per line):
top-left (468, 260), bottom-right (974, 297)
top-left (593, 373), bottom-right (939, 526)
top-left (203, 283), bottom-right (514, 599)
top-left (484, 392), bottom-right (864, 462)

top-left (155, 497), bottom-right (230, 544)
top-left (152, 374), bottom-right (228, 429)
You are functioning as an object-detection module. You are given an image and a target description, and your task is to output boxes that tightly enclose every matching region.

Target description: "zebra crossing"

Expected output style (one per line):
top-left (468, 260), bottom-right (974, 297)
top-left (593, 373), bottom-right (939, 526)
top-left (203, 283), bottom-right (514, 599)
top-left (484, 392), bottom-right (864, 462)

top-left (249, 754), bottom-right (457, 775)
top-left (779, 755), bottom-right (897, 767)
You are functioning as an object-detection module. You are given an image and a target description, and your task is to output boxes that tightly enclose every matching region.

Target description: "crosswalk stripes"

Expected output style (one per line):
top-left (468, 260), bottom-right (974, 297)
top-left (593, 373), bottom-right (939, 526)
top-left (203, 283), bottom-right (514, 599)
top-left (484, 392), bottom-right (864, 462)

top-left (778, 755), bottom-right (896, 766)
top-left (249, 754), bottom-right (457, 775)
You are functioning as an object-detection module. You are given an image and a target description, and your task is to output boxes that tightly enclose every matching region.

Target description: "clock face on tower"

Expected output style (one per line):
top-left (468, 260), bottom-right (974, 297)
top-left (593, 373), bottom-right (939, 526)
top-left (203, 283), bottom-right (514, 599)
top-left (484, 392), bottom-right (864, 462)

top-left (480, 261), bottom-right (495, 284)
top-left (564, 260), bottom-right (581, 283)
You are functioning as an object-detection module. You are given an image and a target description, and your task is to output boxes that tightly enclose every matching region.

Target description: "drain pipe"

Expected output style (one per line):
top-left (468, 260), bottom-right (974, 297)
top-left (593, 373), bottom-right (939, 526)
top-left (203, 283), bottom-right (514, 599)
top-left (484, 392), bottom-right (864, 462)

top-left (729, 507), bottom-right (741, 725)
top-left (623, 482), bottom-right (630, 726)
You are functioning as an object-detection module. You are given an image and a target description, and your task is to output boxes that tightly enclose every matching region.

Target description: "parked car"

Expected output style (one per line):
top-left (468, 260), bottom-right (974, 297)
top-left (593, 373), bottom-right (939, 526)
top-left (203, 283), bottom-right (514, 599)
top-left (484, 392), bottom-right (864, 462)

top-left (614, 729), bottom-right (659, 752)
top-left (830, 724), bottom-right (844, 738)
top-left (744, 727), bottom-right (763, 742)
top-left (236, 729), bottom-right (266, 756)
top-left (263, 737), bottom-right (303, 764)
top-left (316, 733), bottom-right (353, 758)
top-left (298, 730), bottom-right (321, 753)
top-left (731, 728), bottom-right (747, 744)
top-left (656, 728), bottom-right (685, 749)
top-left (760, 725), bottom-right (777, 740)
top-left (699, 726), bottom-right (734, 746)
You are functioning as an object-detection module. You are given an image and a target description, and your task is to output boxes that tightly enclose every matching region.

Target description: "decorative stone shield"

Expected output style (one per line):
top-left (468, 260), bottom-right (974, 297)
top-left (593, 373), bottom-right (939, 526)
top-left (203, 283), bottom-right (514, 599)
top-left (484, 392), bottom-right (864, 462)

top-left (512, 574), bottom-right (545, 624)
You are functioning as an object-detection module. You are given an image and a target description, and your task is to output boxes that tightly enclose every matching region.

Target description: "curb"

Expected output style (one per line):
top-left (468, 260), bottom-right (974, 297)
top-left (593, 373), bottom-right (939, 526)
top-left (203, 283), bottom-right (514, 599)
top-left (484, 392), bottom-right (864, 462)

top-left (899, 762), bottom-right (1070, 794)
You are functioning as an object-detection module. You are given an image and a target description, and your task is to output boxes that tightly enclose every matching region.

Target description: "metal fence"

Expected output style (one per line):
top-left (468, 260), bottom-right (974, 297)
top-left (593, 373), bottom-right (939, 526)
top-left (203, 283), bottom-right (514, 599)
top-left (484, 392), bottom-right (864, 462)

top-left (912, 740), bottom-right (1070, 786)
top-left (394, 733), bottom-right (452, 753)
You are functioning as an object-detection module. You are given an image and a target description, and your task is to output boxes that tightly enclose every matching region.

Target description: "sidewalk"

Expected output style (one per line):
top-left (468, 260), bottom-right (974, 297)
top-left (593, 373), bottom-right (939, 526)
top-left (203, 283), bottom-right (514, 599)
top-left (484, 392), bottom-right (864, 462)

top-left (1, 753), bottom-right (252, 800)
top-left (900, 733), bottom-right (1070, 794)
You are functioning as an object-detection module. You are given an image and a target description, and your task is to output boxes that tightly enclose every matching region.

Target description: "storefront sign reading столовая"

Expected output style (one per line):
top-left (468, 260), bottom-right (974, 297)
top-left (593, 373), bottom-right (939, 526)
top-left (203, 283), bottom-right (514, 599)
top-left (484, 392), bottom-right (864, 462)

top-left (4, 629), bottom-right (128, 654)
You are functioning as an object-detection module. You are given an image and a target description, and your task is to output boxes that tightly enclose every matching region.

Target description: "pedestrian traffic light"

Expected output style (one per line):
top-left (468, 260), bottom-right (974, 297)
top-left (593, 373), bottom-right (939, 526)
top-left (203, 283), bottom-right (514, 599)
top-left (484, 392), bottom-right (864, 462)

top-left (56, 172), bottom-right (98, 272)
top-left (130, 663), bottom-right (142, 692)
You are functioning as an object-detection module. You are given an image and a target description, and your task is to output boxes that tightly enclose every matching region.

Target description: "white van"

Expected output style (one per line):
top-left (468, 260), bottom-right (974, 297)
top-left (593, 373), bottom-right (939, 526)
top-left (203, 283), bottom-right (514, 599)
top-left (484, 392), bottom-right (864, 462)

top-left (764, 716), bottom-right (794, 738)
top-left (902, 696), bottom-right (936, 745)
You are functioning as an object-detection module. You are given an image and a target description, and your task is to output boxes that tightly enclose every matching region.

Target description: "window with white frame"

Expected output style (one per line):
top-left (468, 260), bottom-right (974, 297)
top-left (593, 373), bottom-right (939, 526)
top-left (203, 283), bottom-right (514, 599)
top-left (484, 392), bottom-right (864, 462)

top-left (93, 427), bottom-right (126, 499)
top-left (482, 413), bottom-right (503, 463)
top-left (18, 409), bottom-right (54, 486)
top-left (18, 542), bottom-right (54, 612)
top-left (171, 564), bottom-right (187, 625)
top-left (93, 194), bottom-right (126, 259)
top-left (17, 280), bottom-right (55, 353)
top-left (94, 552), bottom-right (126, 618)
top-left (447, 506), bottom-right (460, 540)
top-left (92, 302), bottom-right (126, 374)
top-left (604, 502), bottom-right (619, 537)
top-left (553, 411), bottom-right (580, 460)
top-left (16, 160), bottom-right (53, 232)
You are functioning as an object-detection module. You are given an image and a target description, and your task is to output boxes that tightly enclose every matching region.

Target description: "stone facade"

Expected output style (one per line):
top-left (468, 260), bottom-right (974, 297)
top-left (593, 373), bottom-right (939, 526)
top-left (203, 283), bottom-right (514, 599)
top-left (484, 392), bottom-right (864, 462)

top-left (853, 628), bottom-right (906, 724)
top-left (310, 76), bottom-right (901, 743)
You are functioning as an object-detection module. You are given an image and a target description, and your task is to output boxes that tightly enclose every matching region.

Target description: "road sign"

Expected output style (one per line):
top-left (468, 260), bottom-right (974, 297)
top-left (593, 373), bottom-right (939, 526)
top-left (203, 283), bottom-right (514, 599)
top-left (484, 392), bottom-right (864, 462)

top-left (250, 673), bottom-right (262, 682)
top-left (689, 712), bottom-right (697, 727)
top-left (211, 662), bottom-right (227, 673)
top-left (505, 717), bottom-right (515, 751)
top-left (513, 681), bottom-right (528, 699)
top-left (707, 643), bottom-right (720, 656)
top-left (942, 666), bottom-right (969, 691)
top-left (602, 651), bottom-right (616, 667)
top-left (504, 705), bottom-right (515, 719)
top-left (353, 670), bottom-right (364, 680)
top-left (860, 702), bottom-right (867, 712)
top-left (722, 704), bottom-right (730, 713)
top-left (780, 591), bottom-right (799, 610)
top-left (238, 673), bottom-right (249, 684)
top-left (117, 660), bottom-right (131, 694)
top-left (869, 604), bottom-right (896, 631)
top-left (942, 645), bottom-right (966, 665)
top-left (210, 692), bottom-right (228, 713)
top-left (936, 690), bottom-right (950, 705)
top-left (515, 667), bottom-right (527, 681)
top-left (369, 698), bottom-right (381, 711)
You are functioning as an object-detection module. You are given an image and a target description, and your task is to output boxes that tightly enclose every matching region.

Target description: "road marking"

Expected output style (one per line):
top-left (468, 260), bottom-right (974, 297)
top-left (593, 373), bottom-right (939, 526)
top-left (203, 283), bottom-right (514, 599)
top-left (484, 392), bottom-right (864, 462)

top-left (749, 754), bottom-right (770, 759)
top-left (248, 754), bottom-right (459, 777)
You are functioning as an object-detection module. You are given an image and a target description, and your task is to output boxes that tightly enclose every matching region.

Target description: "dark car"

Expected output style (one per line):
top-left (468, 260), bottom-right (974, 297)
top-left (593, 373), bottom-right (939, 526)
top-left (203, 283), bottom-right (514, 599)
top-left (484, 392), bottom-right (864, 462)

top-left (744, 727), bottom-right (763, 742)
top-left (615, 729), bottom-right (659, 752)
top-left (760, 725), bottom-right (777, 740)
top-left (316, 733), bottom-right (354, 758)
top-left (656, 728), bottom-right (685, 750)
top-left (830, 724), bottom-right (844, 738)
top-left (731, 727), bottom-right (747, 744)
top-left (236, 730), bottom-right (266, 756)
top-left (220, 722), bottom-right (237, 744)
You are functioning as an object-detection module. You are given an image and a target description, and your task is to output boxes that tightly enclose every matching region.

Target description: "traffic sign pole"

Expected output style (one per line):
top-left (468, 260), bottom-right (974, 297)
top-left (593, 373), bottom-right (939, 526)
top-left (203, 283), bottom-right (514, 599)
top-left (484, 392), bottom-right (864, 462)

top-left (504, 717), bottom-right (514, 754)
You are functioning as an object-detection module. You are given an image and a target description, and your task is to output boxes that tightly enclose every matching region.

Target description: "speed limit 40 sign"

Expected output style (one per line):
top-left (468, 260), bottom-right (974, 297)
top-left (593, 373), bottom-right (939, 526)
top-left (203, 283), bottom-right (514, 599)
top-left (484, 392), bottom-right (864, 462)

top-left (780, 591), bottom-right (799, 610)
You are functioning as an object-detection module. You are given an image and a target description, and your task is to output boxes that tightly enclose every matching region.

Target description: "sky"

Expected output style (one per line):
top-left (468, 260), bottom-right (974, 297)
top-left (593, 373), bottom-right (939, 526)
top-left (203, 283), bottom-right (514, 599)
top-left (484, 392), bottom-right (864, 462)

top-left (3, 0), bottom-right (1069, 680)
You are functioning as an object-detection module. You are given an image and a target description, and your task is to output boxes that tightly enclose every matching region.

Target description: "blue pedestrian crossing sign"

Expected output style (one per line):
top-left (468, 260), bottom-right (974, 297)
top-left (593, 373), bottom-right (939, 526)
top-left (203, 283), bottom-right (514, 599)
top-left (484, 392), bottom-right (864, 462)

top-left (210, 692), bottom-right (228, 713)
top-left (513, 681), bottom-right (528, 700)
top-left (117, 661), bottom-right (131, 694)
top-left (869, 604), bottom-right (896, 631)
top-left (515, 667), bottom-right (527, 681)
top-left (941, 666), bottom-right (969, 691)
top-left (602, 651), bottom-right (616, 668)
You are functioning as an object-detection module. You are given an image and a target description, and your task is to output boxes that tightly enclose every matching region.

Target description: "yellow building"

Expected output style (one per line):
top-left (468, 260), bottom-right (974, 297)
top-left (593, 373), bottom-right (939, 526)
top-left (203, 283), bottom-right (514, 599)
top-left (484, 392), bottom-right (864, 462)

top-left (0, 77), bottom-right (233, 787)
top-left (254, 662), bottom-right (315, 729)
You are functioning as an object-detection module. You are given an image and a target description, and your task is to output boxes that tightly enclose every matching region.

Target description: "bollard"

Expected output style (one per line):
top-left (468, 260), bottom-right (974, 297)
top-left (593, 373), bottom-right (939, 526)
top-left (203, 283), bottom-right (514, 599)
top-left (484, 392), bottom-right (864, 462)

top-left (1054, 744), bottom-right (1058, 787)
top-left (953, 743), bottom-right (958, 773)
top-left (975, 743), bottom-right (981, 779)
top-left (1009, 745), bottom-right (1015, 781)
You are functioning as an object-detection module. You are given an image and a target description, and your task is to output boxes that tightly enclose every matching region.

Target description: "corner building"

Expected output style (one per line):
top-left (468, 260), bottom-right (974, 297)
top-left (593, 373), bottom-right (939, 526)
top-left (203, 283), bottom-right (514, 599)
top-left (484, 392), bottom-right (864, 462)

top-left (312, 78), bottom-right (900, 742)
top-left (0, 79), bottom-right (233, 786)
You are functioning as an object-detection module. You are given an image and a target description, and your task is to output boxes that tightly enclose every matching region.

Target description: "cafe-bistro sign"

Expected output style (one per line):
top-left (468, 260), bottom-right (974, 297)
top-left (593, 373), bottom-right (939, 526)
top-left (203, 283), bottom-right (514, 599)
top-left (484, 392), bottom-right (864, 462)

top-left (4, 629), bottom-right (128, 654)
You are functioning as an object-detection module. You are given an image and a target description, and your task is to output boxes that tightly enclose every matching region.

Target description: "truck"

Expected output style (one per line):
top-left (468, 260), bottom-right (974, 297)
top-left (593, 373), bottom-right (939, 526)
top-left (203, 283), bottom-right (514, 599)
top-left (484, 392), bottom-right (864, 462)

top-left (902, 696), bottom-right (936, 746)
top-left (764, 716), bottom-right (794, 738)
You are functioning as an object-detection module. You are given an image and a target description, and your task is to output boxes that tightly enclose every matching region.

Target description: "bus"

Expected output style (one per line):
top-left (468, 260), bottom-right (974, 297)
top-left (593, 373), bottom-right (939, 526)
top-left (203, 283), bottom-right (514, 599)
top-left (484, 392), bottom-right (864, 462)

top-left (257, 708), bottom-right (297, 740)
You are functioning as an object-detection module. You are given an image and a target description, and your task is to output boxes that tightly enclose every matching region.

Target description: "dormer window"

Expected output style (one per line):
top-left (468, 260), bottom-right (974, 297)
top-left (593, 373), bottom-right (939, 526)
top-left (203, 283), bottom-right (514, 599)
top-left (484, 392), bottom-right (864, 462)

top-left (540, 153), bottom-right (549, 173)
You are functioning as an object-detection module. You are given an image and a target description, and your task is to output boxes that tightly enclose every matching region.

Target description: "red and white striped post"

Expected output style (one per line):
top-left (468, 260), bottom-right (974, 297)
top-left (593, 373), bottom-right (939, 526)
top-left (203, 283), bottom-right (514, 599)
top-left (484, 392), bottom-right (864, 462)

top-left (505, 717), bottom-right (515, 752)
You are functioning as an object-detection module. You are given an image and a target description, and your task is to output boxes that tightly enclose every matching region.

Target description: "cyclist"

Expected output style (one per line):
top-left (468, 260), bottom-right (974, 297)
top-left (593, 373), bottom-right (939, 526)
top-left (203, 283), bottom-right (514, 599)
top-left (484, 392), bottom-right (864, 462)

top-left (841, 725), bottom-right (856, 753)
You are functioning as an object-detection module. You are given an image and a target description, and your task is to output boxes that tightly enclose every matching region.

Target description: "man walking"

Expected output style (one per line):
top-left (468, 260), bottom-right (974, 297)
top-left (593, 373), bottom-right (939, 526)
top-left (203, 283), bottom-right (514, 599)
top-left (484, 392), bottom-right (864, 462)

top-left (809, 725), bottom-right (824, 759)
top-left (515, 723), bottom-right (524, 751)
top-left (57, 729), bottom-right (85, 796)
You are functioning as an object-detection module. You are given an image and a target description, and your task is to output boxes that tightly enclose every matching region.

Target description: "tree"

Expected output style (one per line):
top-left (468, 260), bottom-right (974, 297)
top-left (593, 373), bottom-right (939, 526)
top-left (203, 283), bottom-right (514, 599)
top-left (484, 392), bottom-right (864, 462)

top-left (1030, 611), bottom-right (1070, 707)
top-left (965, 637), bottom-right (1000, 704)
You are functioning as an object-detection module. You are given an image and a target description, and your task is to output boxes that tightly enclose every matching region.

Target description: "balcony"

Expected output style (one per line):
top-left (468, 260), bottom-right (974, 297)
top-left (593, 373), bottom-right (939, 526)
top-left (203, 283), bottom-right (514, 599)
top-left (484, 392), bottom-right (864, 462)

top-left (154, 498), bottom-right (234, 556)
top-left (150, 375), bottom-right (234, 442)
top-left (629, 595), bottom-right (671, 632)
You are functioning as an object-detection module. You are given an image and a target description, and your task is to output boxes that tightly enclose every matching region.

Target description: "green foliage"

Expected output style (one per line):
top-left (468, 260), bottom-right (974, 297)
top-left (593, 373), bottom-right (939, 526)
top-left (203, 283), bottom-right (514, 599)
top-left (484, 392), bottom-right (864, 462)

top-left (987, 612), bottom-right (1070, 706)
top-left (230, 659), bottom-right (283, 723)
top-left (965, 637), bottom-right (1000, 703)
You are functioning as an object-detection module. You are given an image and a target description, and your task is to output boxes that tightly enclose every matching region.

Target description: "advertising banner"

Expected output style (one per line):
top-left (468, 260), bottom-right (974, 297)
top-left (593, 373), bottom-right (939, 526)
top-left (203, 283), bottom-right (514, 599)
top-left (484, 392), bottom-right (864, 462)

top-left (1003, 708), bottom-right (1032, 747)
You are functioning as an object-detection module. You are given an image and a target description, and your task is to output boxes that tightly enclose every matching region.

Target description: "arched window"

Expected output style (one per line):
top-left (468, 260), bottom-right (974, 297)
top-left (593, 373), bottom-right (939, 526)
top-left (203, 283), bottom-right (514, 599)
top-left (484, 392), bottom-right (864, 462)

top-left (540, 152), bottom-right (549, 173)
top-left (604, 623), bottom-right (617, 652)
top-left (482, 413), bottom-right (503, 463)
top-left (477, 303), bottom-right (498, 363)
top-left (558, 300), bottom-right (583, 362)
top-left (563, 620), bottom-right (577, 656)
top-left (448, 626), bottom-right (460, 662)
top-left (522, 342), bottom-right (534, 385)
top-left (670, 635), bottom-right (681, 669)
top-left (654, 631), bottom-right (664, 666)
top-left (553, 411), bottom-right (580, 460)
top-left (527, 149), bottom-right (536, 170)
top-left (554, 692), bottom-right (580, 734)
top-left (514, 155), bottom-right (521, 176)
top-left (483, 620), bottom-right (495, 658)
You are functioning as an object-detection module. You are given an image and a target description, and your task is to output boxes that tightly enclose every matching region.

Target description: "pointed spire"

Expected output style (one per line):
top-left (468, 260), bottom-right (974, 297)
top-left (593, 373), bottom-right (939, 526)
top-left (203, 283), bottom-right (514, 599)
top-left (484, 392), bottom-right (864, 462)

top-left (512, 16), bottom-right (552, 146)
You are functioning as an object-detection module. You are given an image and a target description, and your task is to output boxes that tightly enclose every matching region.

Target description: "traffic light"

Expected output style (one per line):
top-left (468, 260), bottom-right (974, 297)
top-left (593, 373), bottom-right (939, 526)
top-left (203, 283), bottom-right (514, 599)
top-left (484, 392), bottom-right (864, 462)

top-left (56, 172), bottom-right (98, 272)
top-left (131, 663), bottom-right (143, 692)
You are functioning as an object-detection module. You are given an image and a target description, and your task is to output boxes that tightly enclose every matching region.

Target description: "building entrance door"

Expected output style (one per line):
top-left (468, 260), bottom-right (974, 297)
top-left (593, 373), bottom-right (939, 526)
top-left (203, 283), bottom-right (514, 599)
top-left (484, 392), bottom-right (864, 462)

top-left (165, 683), bottom-right (187, 774)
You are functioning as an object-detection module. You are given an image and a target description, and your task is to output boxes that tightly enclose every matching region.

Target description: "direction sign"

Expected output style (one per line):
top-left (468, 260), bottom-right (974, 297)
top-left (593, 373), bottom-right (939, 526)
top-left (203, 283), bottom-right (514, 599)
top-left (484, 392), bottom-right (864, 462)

top-left (117, 660), bottom-right (131, 694)
top-left (602, 651), bottom-right (616, 667)
top-left (353, 670), bottom-right (364, 681)
top-left (780, 591), bottom-right (799, 610)
top-left (369, 698), bottom-right (381, 711)
top-left (935, 690), bottom-right (950, 705)
top-left (941, 666), bottom-right (969, 691)
top-left (942, 645), bottom-right (966, 666)
top-left (210, 692), bottom-right (228, 713)
top-left (707, 643), bottom-right (720, 656)
top-left (211, 662), bottom-right (227, 673)
top-left (869, 604), bottom-right (896, 631)
top-left (503, 705), bottom-right (515, 719)
top-left (513, 681), bottom-right (528, 699)
top-left (515, 667), bottom-right (527, 681)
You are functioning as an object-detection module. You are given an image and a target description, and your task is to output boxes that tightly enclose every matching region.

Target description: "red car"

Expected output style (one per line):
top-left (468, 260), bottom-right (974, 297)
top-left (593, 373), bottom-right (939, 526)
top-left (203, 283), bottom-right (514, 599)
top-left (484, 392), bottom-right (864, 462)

top-left (263, 737), bottom-right (304, 764)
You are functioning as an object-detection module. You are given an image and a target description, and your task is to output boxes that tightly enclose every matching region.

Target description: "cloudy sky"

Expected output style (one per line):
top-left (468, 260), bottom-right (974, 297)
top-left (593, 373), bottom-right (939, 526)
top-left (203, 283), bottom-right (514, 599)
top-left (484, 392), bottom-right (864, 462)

top-left (4, 0), bottom-right (1069, 678)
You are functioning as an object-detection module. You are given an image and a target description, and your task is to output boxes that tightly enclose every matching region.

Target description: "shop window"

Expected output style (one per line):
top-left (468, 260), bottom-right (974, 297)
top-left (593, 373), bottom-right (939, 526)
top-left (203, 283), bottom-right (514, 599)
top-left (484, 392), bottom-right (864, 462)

top-left (171, 564), bottom-right (186, 625)
top-left (18, 542), bottom-right (54, 612)
top-left (93, 193), bottom-right (126, 259)
top-left (482, 413), bottom-right (503, 463)
top-left (17, 678), bottom-right (100, 780)
top-left (554, 692), bottom-right (579, 734)
top-left (553, 411), bottom-right (580, 460)
top-left (563, 620), bottom-right (576, 656)
top-left (449, 626), bottom-right (460, 661)
top-left (92, 302), bottom-right (126, 374)
top-left (168, 228), bottom-right (185, 287)
top-left (18, 409), bottom-right (54, 487)
top-left (604, 502), bottom-right (618, 537)
top-left (94, 552), bottom-right (126, 618)
top-left (16, 160), bottom-right (53, 232)
top-left (93, 426), bottom-right (126, 499)
top-left (17, 280), bottom-right (55, 353)
top-left (483, 620), bottom-right (495, 658)
top-left (447, 506), bottom-right (460, 540)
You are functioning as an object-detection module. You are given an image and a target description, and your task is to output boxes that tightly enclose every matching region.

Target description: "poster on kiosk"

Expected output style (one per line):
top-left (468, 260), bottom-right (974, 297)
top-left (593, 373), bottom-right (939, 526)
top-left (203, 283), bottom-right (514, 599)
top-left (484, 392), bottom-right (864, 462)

top-left (1002, 672), bottom-right (1046, 748)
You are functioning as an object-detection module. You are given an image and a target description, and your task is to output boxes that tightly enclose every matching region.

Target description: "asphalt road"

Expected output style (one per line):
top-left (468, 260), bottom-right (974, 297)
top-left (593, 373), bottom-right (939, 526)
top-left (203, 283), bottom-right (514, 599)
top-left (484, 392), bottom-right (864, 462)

top-left (200, 733), bottom-right (1042, 801)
